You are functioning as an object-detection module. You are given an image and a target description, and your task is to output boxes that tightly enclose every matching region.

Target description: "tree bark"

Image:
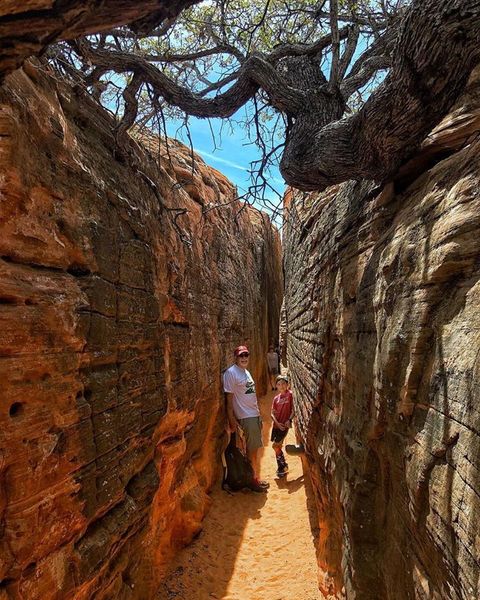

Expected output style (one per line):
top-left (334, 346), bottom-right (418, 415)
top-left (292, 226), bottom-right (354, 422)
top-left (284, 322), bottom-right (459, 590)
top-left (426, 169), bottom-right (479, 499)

top-left (280, 0), bottom-right (480, 190)
top-left (2, 0), bottom-right (479, 193)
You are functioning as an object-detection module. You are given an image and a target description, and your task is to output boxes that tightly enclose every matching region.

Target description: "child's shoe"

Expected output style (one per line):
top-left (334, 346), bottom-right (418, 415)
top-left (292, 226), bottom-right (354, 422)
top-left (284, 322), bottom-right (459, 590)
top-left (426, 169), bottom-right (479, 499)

top-left (276, 464), bottom-right (289, 477)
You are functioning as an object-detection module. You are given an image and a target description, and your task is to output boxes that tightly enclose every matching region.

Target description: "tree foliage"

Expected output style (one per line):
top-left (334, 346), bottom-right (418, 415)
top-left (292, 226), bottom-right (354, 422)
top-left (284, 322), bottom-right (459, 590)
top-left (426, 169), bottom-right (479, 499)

top-left (47, 0), bottom-right (480, 207)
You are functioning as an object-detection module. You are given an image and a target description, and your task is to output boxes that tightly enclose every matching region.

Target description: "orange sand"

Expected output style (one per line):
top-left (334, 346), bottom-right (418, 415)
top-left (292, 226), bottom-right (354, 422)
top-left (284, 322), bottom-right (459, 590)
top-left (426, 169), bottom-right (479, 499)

top-left (157, 391), bottom-right (323, 600)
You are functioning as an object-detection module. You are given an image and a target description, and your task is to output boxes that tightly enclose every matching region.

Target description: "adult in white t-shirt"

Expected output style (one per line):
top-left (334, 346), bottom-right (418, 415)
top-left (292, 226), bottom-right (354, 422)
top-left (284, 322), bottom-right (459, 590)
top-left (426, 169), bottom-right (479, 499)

top-left (223, 345), bottom-right (268, 491)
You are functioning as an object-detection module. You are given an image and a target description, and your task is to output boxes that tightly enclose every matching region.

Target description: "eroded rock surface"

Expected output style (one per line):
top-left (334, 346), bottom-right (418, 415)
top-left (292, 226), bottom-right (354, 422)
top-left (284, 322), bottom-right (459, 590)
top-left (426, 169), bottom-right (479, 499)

top-left (0, 64), bottom-right (282, 599)
top-left (283, 71), bottom-right (480, 599)
top-left (0, 1), bottom-right (198, 78)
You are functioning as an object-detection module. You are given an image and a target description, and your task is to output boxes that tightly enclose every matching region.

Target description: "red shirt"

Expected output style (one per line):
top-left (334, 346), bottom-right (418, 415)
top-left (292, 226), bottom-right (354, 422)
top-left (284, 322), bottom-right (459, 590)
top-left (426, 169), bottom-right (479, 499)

top-left (272, 390), bottom-right (293, 425)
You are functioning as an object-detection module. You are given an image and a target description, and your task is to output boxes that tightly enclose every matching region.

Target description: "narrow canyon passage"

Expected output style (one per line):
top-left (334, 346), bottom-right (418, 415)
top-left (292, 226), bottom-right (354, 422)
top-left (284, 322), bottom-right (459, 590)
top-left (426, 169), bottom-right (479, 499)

top-left (157, 391), bottom-right (321, 600)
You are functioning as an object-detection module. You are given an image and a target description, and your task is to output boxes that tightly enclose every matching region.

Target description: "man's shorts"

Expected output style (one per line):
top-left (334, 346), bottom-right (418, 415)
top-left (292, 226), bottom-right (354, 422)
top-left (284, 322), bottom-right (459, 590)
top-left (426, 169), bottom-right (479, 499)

top-left (238, 416), bottom-right (263, 451)
top-left (270, 427), bottom-right (288, 444)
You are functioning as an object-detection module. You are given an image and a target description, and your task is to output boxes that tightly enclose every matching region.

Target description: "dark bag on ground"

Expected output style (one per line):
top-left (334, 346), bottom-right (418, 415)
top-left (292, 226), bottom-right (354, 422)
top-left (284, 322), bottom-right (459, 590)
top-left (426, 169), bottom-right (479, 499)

top-left (222, 432), bottom-right (255, 491)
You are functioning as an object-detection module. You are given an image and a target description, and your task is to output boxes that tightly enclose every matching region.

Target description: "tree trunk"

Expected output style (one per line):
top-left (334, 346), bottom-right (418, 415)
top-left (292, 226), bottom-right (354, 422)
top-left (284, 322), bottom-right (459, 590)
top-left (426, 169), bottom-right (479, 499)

top-left (1, 0), bottom-right (479, 194)
top-left (280, 0), bottom-right (480, 191)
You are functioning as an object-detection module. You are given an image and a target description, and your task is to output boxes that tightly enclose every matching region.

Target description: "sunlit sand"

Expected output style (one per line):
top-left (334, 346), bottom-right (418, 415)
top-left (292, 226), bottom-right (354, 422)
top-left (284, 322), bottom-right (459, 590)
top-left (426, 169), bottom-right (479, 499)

top-left (158, 391), bottom-right (322, 600)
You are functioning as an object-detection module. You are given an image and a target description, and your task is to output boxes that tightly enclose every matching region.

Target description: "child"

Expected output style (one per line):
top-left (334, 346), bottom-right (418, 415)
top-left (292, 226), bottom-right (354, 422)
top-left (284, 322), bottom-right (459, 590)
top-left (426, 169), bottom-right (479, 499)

top-left (270, 374), bottom-right (294, 477)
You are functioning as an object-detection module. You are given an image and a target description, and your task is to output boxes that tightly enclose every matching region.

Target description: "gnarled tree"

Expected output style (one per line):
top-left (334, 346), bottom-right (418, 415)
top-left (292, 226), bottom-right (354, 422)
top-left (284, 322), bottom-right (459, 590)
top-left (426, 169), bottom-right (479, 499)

top-left (9, 0), bottom-right (480, 193)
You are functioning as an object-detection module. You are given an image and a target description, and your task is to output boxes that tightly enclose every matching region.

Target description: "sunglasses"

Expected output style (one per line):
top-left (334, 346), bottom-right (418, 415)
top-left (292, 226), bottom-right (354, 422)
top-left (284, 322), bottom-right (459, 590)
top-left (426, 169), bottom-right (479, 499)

top-left (238, 353), bottom-right (249, 358)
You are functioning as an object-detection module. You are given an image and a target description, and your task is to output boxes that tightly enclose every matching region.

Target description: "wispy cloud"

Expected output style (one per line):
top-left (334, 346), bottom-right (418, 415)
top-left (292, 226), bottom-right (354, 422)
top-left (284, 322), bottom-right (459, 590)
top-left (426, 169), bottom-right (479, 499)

top-left (197, 149), bottom-right (249, 171)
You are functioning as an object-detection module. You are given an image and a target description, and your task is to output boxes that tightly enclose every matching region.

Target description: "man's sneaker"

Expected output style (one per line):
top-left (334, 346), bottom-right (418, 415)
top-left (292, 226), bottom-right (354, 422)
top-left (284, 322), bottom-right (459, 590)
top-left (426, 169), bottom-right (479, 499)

top-left (285, 443), bottom-right (305, 456)
top-left (257, 479), bottom-right (270, 489)
top-left (249, 480), bottom-right (268, 492)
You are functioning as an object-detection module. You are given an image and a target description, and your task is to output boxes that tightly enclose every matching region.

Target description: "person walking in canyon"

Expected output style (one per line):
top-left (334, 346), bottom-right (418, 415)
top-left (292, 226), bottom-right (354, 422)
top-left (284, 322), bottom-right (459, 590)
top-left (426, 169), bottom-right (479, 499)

top-left (266, 344), bottom-right (280, 390)
top-left (270, 374), bottom-right (294, 477)
top-left (223, 345), bottom-right (269, 492)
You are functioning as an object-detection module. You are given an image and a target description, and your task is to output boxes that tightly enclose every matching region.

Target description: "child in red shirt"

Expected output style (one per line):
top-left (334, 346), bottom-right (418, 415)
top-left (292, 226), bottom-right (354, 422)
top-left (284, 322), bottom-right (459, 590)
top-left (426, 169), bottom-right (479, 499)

top-left (270, 374), bottom-right (294, 477)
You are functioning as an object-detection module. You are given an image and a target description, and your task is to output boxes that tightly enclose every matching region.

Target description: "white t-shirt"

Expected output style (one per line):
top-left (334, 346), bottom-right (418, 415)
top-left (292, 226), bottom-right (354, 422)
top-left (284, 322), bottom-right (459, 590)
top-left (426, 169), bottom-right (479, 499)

top-left (223, 364), bottom-right (260, 419)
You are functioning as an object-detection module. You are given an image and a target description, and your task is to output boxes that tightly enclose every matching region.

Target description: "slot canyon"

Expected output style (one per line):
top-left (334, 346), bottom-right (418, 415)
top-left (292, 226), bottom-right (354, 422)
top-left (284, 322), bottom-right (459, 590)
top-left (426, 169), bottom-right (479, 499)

top-left (0, 2), bottom-right (479, 600)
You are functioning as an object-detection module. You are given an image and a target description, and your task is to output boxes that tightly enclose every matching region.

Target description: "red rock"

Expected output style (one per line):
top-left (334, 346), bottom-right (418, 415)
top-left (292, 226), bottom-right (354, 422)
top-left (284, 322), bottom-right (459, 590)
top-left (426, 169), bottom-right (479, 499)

top-left (0, 64), bottom-right (282, 598)
top-left (0, 2), bottom-right (199, 79)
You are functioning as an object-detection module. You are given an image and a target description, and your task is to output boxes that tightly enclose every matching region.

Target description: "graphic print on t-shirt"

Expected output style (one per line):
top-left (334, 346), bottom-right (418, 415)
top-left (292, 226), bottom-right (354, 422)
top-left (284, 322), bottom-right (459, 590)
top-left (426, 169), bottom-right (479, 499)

top-left (222, 365), bottom-right (260, 419)
top-left (272, 391), bottom-right (293, 424)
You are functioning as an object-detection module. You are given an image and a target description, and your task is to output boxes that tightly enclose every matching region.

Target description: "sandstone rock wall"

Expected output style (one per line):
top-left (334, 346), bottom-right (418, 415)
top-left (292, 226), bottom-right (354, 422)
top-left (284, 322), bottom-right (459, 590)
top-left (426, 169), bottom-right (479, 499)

top-left (0, 64), bottom-right (282, 599)
top-left (0, 1), bottom-right (198, 77)
top-left (283, 72), bottom-right (480, 600)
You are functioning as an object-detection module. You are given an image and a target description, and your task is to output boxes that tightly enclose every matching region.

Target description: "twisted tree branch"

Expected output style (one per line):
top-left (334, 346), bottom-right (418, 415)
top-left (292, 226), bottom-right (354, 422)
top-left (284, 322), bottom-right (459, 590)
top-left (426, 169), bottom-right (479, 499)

top-left (280, 0), bottom-right (480, 190)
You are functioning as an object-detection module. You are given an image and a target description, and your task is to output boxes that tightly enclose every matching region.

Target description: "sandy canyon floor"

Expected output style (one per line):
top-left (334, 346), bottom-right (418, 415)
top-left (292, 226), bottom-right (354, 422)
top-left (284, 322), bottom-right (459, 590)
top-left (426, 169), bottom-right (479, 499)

top-left (157, 391), bottom-right (322, 600)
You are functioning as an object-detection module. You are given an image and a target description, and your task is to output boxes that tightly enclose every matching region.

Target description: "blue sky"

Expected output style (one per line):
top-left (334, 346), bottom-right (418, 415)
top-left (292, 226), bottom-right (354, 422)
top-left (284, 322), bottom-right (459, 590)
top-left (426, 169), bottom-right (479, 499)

top-left (166, 105), bottom-right (286, 219)
top-left (161, 33), bottom-right (374, 221)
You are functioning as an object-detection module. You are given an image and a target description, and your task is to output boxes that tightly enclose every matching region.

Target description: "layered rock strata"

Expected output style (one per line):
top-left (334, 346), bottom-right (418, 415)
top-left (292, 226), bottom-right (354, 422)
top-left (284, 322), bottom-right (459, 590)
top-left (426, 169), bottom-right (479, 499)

top-left (0, 63), bottom-right (282, 599)
top-left (283, 71), bottom-right (480, 599)
top-left (0, 1), bottom-right (198, 78)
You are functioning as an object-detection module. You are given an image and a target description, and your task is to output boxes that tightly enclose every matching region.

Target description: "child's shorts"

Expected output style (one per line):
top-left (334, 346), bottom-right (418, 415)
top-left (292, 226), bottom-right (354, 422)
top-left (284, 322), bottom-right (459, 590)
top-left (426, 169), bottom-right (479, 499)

top-left (271, 427), bottom-right (288, 444)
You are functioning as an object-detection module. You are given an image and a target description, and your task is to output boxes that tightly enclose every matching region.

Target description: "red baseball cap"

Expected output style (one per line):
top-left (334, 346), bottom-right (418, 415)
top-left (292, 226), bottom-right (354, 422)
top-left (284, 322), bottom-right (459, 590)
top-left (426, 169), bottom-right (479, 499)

top-left (234, 345), bottom-right (249, 356)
